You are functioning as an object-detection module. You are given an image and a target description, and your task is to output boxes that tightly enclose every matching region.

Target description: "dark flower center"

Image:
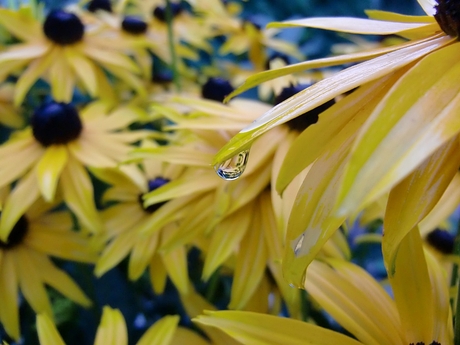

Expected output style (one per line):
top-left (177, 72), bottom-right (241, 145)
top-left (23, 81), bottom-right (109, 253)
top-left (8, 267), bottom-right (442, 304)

top-left (426, 229), bottom-right (454, 254)
top-left (409, 342), bottom-right (441, 345)
top-left (31, 101), bottom-right (83, 147)
top-left (274, 84), bottom-right (335, 132)
top-left (138, 177), bottom-right (170, 213)
top-left (0, 215), bottom-right (29, 250)
top-left (88, 0), bottom-right (113, 13)
top-left (43, 10), bottom-right (84, 45)
top-left (434, 0), bottom-right (460, 37)
top-left (153, 3), bottom-right (183, 22)
top-left (121, 16), bottom-right (148, 35)
top-left (201, 77), bottom-right (234, 103)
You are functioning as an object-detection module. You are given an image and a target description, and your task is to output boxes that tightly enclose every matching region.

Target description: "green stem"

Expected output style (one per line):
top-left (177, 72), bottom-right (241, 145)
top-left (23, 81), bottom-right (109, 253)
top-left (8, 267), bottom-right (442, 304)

top-left (453, 219), bottom-right (460, 345)
top-left (165, 0), bottom-right (181, 92)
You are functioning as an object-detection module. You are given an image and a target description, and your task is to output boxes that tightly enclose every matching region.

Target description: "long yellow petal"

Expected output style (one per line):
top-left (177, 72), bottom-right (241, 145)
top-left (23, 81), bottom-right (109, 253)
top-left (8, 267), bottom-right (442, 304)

top-left (194, 310), bottom-right (364, 345)
top-left (336, 41), bottom-right (460, 217)
top-left (214, 35), bottom-right (451, 165)
top-left (49, 51), bottom-right (75, 103)
top-left (383, 137), bottom-right (460, 274)
top-left (0, 8), bottom-right (42, 41)
top-left (36, 145), bottom-right (68, 202)
top-left (128, 233), bottom-right (159, 281)
top-left (389, 227), bottom-right (435, 344)
top-left (94, 307), bottom-right (128, 345)
top-left (65, 48), bottom-right (98, 97)
top-left (137, 315), bottom-right (180, 345)
top-left (0, 253), bottom-right (19, 340)
top-left (37, 314), bottom-right (66, 345)
top-left (60, 155), bottom-right (104, 234)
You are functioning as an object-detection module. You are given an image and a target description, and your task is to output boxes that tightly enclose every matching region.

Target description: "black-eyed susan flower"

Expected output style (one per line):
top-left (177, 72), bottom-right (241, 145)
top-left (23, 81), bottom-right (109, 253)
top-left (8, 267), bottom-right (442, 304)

top-left (0, 5), bottom-right (146, 105)
top-left (0, 100), bottom-right (148, 238)
top-left (213, 0), bottom-right (460, 287)
top-left (195, 227), bottom-right (452, 345)
top-left (0, 180), bottom-right (96, 340)
top-left (37, 305), bottom-right (214, 345)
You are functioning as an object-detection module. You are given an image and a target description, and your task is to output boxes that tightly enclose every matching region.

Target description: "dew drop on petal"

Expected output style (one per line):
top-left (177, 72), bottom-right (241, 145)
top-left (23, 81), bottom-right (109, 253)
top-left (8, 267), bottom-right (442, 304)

top-left (214, 149), bottom-right (250, 181)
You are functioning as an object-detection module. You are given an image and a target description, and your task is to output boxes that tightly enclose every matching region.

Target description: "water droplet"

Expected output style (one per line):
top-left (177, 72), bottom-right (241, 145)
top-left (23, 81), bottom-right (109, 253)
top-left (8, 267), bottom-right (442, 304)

top-left (214, 150), bottom-right (250, 181)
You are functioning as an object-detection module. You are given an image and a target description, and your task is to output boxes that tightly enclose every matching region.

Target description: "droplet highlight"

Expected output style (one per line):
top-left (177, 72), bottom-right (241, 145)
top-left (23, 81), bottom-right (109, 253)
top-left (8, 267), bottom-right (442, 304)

top-left (214, 150), bottom-right (250, 181)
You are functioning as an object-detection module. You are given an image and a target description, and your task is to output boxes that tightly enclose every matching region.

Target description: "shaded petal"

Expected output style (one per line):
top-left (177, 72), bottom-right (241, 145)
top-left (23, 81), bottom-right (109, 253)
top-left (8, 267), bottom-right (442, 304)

top-left (229, 208), bottom-right (267, 310)
top-left (417, 0), bottom-right (437, 16)
top-left (202, 206), bottom-right (253, 280)
top-left (214, 35), bottom-right (451, 165)
top-left (95, 232), bottom-right (137, 277)
top-left (37, 314), bottom-right (66, 345)
top-left (0, 9), bottom-right (43, 41)
top-left (128, 232), bottom-right (159, 281)
top-left (305, 260), bottom-right (403, 345)
top-left (94, 307), bottom-right (128, 345)
top-left (137, 315), bottom-right (180, 345)
top-left (150, 254), bottom-right (168, 294)
top-left (161, 242), bottom-right (189, 295)
top-left (65, 48), bottom-right (98, 97)
top-left (0, 253), bottom-right (19, 340)
top-left (36, 145), bottom-right (68, 202)
top-left (49, 51), bottom-right (75, 102)
top-left (389, 227), bottom-right (435, 344)
top-left (194, 310), bottom-right (364, 345)
top-left (383, 137), bottom-right (460, 273)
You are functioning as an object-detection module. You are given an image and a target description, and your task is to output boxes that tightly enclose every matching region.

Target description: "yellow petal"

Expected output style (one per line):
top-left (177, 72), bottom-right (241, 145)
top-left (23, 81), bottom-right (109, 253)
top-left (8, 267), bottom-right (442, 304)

top-left (60, 155), bottom-right (104, 234)
top-left (202, 206), bottom-right (253, 281)
top-left (161, 243), bottom-right (189, 295)
top-left (214, 35), bottom-right (451, 165)
top-left (94, 307), bottom-right (128, 345)
top-left (305, 260), bottom-right (403, 345)
top-left (0, 8), bottom-right (42, 41)
top-left (0, 170), bottom-right (40, 242)
top-left (37, 314), bottom-right (66, 345)
top-left (65, 48), bottom-right (98, 97)
top-left (0, 253), bottom-right (20, 340)
top-left (268, 16), bottom-right (433, 34)
top-left (282, 125), bottom-right (352, 288)
top-left (383, 137), bottom-right (460, 274)
top-left (194, 310), bottom-right (364, 345)
top-left (229, 208), bottom-right (267, 310)
top-left (389, 227), bottom-right (435, 344)
top-left (336, 41), bottom-right (460, 217)
top-left (36, 145), bottom-right (68, 202)
top-left (137, 315), bottom-right (180, 345)
top-left (150, 254), bottom-right (167, 294)
top-left (49, 51), bottom-right (75, 102)
top-left (170, 328), bottom-right (211, 345)
top-left (365, 10), bottom-right (435, 23)
top-left (128, 233), bottom-right (159, 281)
top-left (95, 233), bottom-right (136, 277)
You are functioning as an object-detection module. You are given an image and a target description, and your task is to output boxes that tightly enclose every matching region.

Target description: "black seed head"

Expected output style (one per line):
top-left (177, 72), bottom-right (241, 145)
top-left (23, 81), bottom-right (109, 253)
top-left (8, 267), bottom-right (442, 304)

top-left (201, 77), bottom-right (234, 103)
top-left (139, 177), bottom-right (170, 213)
top-left (265, 52), bottom-right (289, 70)
top-left (434, 0), bottom-right (460, 38)
top-left (152, 70), bottom-right (173, 84)
top-left (426, 228), bottom-right (455, 254)
top-left (121, 16), bottom-right (148, 35)
top-left (274, 84), bottom-right (335, 132)
top-left (88, 0), bottom-right (113, 13)
top-left (0, 215), bottom-right (29, 250)
top-left (32, 101), bottom-right (83, 147)
top-left (153, 3), bottom-right (183, 22)
top-left (43, 10), bottom-right (84, 45)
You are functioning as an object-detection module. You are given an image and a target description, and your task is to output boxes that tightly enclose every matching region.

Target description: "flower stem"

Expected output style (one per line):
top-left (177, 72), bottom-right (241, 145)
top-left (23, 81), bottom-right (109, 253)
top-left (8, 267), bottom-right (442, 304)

top-left (453, 218), bottom-right (460, 345)
top-left (165, 0), bottom-right (181, 92)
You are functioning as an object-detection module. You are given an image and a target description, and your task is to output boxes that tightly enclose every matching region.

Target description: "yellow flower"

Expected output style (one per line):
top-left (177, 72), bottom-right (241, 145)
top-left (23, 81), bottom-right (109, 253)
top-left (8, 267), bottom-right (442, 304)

top-left (195, 227), bottom-right (452, 345)
top-left (0, 5), bottom-right (145, 105)
top-left (213, 0), bottom-right (460, 286)
top-left (37, 305), bottom-right (213, 345)
top-left (0, 83), bottom-right (24, 128)
top-left (0, 100), bottom-right (148, 238)
top-left (0, 180), bottom-right (96, 340)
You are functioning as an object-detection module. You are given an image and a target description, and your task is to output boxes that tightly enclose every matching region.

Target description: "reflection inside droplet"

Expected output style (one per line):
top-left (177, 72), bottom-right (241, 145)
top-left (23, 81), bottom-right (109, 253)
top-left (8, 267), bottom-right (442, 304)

top-left (214, 150), bottom-right (250, 181)
top-left (294, 233), bottom-right (305, 256)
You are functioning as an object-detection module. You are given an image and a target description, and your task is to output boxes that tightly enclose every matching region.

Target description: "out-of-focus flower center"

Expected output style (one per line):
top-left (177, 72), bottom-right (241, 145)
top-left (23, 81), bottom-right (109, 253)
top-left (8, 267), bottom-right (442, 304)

top-left (274, 84), bottom-right (335, 132)
top-left (121, 16), bottom-right (148, 35)
top-left (31, 101), bottom-right (83, 147)
top-left (434, 0), bottom-right (460, 38)
top-left (43, 10), bottom-right (85, 45)
top-left (426, 229), bottom-right (454, 254)
top-left (201, 77), bottom-right (234, 103)
top-left (0, 215), bottom-right (29, 250)
top-left (152, 3), bottom-right (183, 22)
top-left (88, 0), bottom-right (113, 13)
top-left (139, 177), bottom-right (170, 213)
top-left (408, 342), bottom-right (441, 345)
